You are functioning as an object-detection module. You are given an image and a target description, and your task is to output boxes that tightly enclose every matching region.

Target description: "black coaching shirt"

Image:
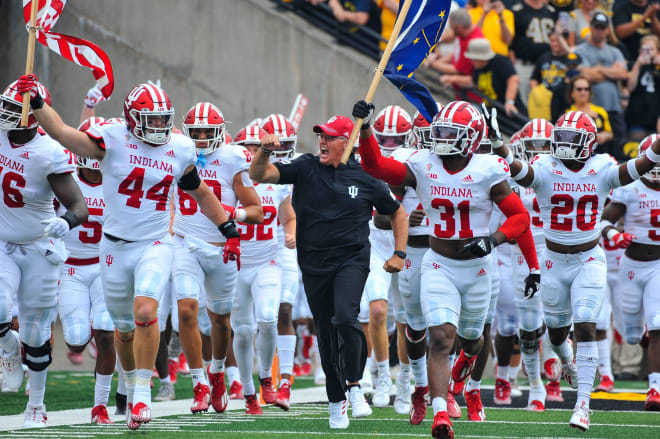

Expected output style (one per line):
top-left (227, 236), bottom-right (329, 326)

top-left (274, 154), bottom-right (400, 274)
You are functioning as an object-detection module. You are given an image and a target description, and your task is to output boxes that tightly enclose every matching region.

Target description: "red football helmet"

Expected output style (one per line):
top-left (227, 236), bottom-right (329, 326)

top-left (234, 124), bottom-right (267, 145)
top-left (261, 114), bottom-right (297, 160)
top-left (182, 102), bottom-right (226, 155)
top-left (407, 104), bottom-right (443, 150)
top-left (373, 105), bottom-right (412, 155)
top-left (76, 117), bottom-right (104, 170)
top-left (510, 130), bottom-right (524, 160)
top-left (551, 111), bottom-right (597, 161)
top-left (124, 83), bottom-right (174, 145)
top-left (0, 80), bottom-right (51, 130)
top-left (430, 100), bottom-right (485, 157)
top-left (638, 133), bottom-right (660, 183)
top-left (519, 118), bottom-right (553, 162)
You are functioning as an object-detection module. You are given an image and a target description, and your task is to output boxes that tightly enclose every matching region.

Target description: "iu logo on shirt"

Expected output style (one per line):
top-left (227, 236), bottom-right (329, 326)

top-left (545, 260), bottom-right (553, 270)
top-left (105, 255), bottom-right (114, 267)
top-left (348, 185), bottom-right (359, 198)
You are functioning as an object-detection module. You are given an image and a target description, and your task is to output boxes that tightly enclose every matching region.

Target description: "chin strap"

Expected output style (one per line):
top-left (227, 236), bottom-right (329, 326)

top-left (358, 132), bottom-right (407, 186)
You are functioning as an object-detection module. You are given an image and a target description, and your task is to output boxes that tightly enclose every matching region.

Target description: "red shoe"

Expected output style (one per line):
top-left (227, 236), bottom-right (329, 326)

top-left (447, 392), bottom-right (461, 419)
top-left (167, 358), bottom-right (179, 384)
top-left (431, 411), bottom-right (454, 439)
top-left (191, 383), bottom-right (210, 413)
top-left (302, 335), bottom-right (313, 359)
top-left (293, 363), bottom-right (302, 377)
top-left (409, 385), bottom-right (428, 425)
top-left (494, 379), bottom-right (512, 405)
top-left (451, 351), bottom-right (476, 392)
top-left (464, 389), bottom-right (485, 421)
top-left (208, 368), bottom-right (229, 413)
top-left (67, 351), bottom-right (84, 365)
top-left (260, 377), bottom-right (278, 404)
top-left (126, 403), bottom-right (138, 430)
top-left (595, 375), bottom-right (614, 392)
top-left (129, 402), bottom-right (151, 430)
top-left (245, 394), bottom-right (263, 415)
top-left (301, 360), bottom-right (312, 376)
top-left (178, 353), bottom-right (190, 375)
top-left (275, 381), bottom-right (291, 411)
top-left (645, 388), bottom-right (660, 411)
top-left (527, 400), bottom-right (545, 411)
top-left (543, 358), bottom-right (562, 382)
top-left (229, 380), bottom-right (244, 400)
top-left (91, 405), bottom-right (113, 424)
top-left (545, 381), bottom-right (563, 402)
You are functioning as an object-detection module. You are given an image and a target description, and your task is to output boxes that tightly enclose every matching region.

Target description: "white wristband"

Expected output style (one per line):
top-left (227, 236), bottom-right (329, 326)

top-left (512, 163), bottom-right (529, 181)
top-left (234, 208), bottom-right (247, 222)
top-left (606, 228), bottom-right (618, 241)
top-left (504, 151), bottom-right (514, 164)
top-left (627, 159), bottom-right (641, 180)
top-left (647, 146), bottom-right (660, 163)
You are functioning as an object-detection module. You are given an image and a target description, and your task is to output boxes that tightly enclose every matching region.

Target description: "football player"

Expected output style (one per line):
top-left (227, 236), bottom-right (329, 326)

top-left (20, 76), bottom-right (241, 430)
top-left (489, 109), bottom-right (660, 429)
top-left (0, 79), bottom-right (88, 428)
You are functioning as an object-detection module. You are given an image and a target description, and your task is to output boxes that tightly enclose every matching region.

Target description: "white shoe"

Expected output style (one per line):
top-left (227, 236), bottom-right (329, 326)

top-left (510, 378), bottom-right (523, 398)
top-left (0, 331), bottom-right (23, 392)
top-left (328, 400), bottom-right (349, 429)
top-left (526, 384), bottom-right (547, 412)
top-left (314, 367), bottom-right (326, 386)
top-left (562, 360), bottom-right (578, 389)
top-left (22, 404), bottom-right (47, 429)
top-left (393, 377), bottom-right (411, 414)
top-left (348, 386), bottom-right (372, 418)
top-left (569, 402), bottom-right (590, 431)
top-left (373, 374), bottom-right (392, 408)
top-left (154, 381), bottom-right (175, 401)
top-left (360, 368), bottom-right (374, 397)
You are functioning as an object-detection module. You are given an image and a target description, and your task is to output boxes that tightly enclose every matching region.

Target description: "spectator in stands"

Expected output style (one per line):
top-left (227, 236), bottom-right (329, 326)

top-left (575, 11), bottom-right (629, 160)
top-left (528, 32), bottom-right (571, 119)
top-left (613, 0), bottom-right (660, 65)
top-left (327, 0), bottom-right (381, 33)
top-left (566, 75), bottom-right (614, 152)
top-left (468, 0), bottom-right (515, 56)
top-left (548, 0), bottom-right (575, 13)
top-left (550, 52), bottom-right (583, 121)
top-left (377, 0), bottom-right (398, 50)
top-left (625, 35), bottom-right (660, 141)
top-left (565, 0), bottom-right (605, 47)
top-left (464, 38), bottom-right (524, 116)
top-left (511, 0), bottom-right (559, 105)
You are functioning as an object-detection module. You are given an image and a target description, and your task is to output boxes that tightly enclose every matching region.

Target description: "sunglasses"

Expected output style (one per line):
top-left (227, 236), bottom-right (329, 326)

top-left (575, 87), bottom-right (591, 92)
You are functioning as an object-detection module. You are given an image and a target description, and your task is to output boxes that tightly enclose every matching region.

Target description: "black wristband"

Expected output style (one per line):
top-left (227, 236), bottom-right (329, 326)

top-left (393, 250), bottom-right (406, 259)
top-left (261, 146), bottom-right (272, 154)
top-left (30, 94), bottom-right (44, 110)
top-left (488, 235), bottom-right (499, 249)
top-left (218, 220), bottom-right (240, 239)
top-left (60, 210), bottom-right (78, 230)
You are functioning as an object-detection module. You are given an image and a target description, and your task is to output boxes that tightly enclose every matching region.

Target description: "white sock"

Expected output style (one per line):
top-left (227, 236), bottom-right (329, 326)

top-left (191, 368), bottom-right (207, 387)
top-left (596, 338), bottom-right (612, 378)
top-left (277, 335), bottom-right (297, 376)
top-left (575, 341), bottom-right (598, 409)
top-left (124, 369), bottom-right (137, 405)
top-left (233, 333), bottom-right (256, 396)
top-left (94, 372), bottom-right (113, 407)
top-left (410, 354), bottom-right (428, 388)
top-left (366, 354), bottom-right (376, 375)
top-left (551, 340), bottom-right (574, 364)
top-left (160, 374), bottom-right (171, 384)
top-left (133, 369), bottom-right (152, 406)
top-left (398, 362), bottom-right (411, 384)
top-left (649, 372), bottom-right (660, 391)
top-left (376, 360), bottom-right (390, 380)
top-left (465, 378), bottom-right (480, 393)
top-left (210, 357), bottom-right (226, 374)
top-left (509, 363), bottom-right (521, 382)
top-left (257, 322), bottom-right (277, 379)
top-left (226, 365), bottom-right (240, 384)
top-left (0, 329), bottom-right (18, 354)
top-left (496, 365), bottom-right (510, 381)
top-left (521, 346), bottom-right (542, 387)
top-left (448, 353), bottom-right (456, 369)
top-left (27, 368), bottom-right (48, 408)
top-left (116, 357), bottom-right (127, 395)
top-left (431, 396), bottom-right (447, 414)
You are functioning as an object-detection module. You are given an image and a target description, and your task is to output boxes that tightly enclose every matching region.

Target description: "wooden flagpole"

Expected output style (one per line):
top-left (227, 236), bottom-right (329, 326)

top-left (21, 0), bottom-right (40, 127)
top-left (340, 0), bottom-right (415, 164)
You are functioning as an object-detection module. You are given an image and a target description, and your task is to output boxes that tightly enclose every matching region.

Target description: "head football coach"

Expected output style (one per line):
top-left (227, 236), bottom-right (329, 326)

top-left (249, 115), bottom-right (408, 427)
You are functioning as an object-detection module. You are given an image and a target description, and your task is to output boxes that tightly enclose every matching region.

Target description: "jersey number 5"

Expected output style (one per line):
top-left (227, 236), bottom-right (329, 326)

top-left (78, 207), bottom-right (103, 244)
top-left (651, 209), bottom-right (660, 241)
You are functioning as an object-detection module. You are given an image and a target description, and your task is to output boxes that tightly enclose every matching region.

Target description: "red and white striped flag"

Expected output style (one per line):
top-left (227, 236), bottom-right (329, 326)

top-left (23, 0), bottom-right (114, 98)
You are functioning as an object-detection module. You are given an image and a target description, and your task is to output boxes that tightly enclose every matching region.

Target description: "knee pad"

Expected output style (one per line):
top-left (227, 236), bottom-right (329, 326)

top-left (234, 323), bottom-right (256, 338)
top-left (61, 317), bottom-right (92, 347)
top-left (520, 339), bottom-right (540, 355)
top-left (0, 321), bottom-right (11, 338)
top-left (405, 326), bottom-right (427, 344)
top-left (23, 340), bottom-right (52, 371)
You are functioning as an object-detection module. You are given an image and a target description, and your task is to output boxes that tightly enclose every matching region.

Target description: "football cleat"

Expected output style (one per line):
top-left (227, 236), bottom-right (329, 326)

top-left (301, 360), bottom-right (312, 376)
top-left (91, 405), bottom-right (113, 424)
top-left (393, 377), bottom-right (411, 415)
top-left (275, 381), bottom-right (291, 411)
top-left (115, 392), bottom-right (127, 415)
top-left (543, 357), bottom-right (562, 382)
top-left (22, 404), bottom-right (47, 429)
top-left (67, 350), bottom-right (84, 365)
top-left (373, 374), bottom-right (392, 408)
top-left (510, 377), bottom-right (523, 397)
top-left (447, 392), bottom-right (461, 419)
top-left (292, 363), bottom-right (302, 377)
top-left (464, 389), bottom-right (486, 421)
top-left (645, 388), bottom-right (660, 411)
top-left (314, 366), bottom-right (326, 386)
top-left (208, 368), bottom-right (229, 413)
top-left (0, 333), bottom-right (24, 392)
top-left (191, 383), bottom-right (210, 413)
top-left (527, 384), bottom-right (546, 412)
top-left (259, 377), bottom-right (278, 404)
top-left (360, 368), bottom-right (374, 397)
top-left (561, 360), bottom-right (578, 389)
top-left (409, 385), bottom-right (428, 425)
top-left (245, 394), bottom-right (263, 415)
top-left (328, 400), bottom-right (349, 429)
top-left (595, 375), bottom-right (614, 392)
top-left (569, 401), bottom-right (590, 431)
top-left (431, 411), bottom-right (454, 439)
top-left (348, 386), bottom-right (372, 418)
top-left (450, 351), bottom-right (476, 394)
top-left (178, 353), bottom-right (190, 375)
top-left (494, 379), bottom-right (512, 405)
top-left (128, 402), bottom-right (151, 430)
top-left (154, 381), bottom-right (175, 401)
top-left (527, 399), bottom-right (545, 411)
top-left (229, 380), bottom-right (244, 400)
top-left (545, 380), bottom-right (564, 402)
top-left (167, 358), bottom-right (179, 384)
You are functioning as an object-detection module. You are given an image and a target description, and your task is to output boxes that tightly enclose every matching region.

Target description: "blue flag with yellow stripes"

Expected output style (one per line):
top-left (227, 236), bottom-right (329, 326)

top-left (384, 0), bottom-right (450, 122)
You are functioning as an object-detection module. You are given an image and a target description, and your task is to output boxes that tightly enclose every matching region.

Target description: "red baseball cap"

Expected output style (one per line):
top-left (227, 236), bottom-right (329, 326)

top-left (313, 115), bottom-right (354, 138)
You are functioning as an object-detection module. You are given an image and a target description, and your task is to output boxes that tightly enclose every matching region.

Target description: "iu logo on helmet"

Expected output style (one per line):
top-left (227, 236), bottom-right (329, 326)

top-left (348, 185), bottom-right (359, 198)
top-left (105, 255), bottom-right (114, 267)
top-left (545, 260), bottom-right (553, 270)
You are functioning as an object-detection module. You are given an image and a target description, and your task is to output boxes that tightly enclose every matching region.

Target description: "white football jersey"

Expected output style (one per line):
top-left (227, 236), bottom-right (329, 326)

top-left (609, 180), bottom-right (660, 246)
top-left (0, 131), bottom-right (75, 244)
top-left (172, 143), bottom-right (252, 242)
top-left (59, 172), bottom-right (104, 259)
top-left (530, 154), bottom-right (620, 245)
top-left (407, 150), bottom-right (509, 240)
top-left (237, 183), bottom-right (290, 265)
top-left (86, 122), bottom-right (196, 241)
top-left (392, 147), bottom-right (430, 236)
top-left (600, 237), bottom-right (623, 271)
top-left (516, 184), bottom-right (546, 247)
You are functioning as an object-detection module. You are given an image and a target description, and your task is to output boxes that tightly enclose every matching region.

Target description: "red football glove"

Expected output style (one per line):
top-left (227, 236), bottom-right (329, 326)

top-left (612, 232), bottom-right (635, 249)
top-left (16, 74), bottom-right (40, 98)
top-left (223, 237), bottom-right (241, 270)
top-left (613, 328), bottom-right (623, 345)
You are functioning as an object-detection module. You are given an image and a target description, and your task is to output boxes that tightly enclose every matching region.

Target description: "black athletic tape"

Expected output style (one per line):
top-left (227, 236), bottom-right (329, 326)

top-left (178, 166), bottom-right (202, 191)
top-left (22, 340), bottom-right (52, 371)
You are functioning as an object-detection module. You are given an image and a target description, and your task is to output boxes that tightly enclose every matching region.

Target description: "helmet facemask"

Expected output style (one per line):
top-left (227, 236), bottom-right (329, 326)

top-left (0, 96), bottom-right (25, 130)
top-left (375, 132), bottom-right (407, 156)
top-left (522, 138), bottom-right (551, 162)
top-left (132, 109), bottom-right (174, 145)
top-left (430, 122), bottom-right (475, 157)
top-left (551, 128), bottom-right (593, 162)
top-left (184, 123), bottom-right (225, 155)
